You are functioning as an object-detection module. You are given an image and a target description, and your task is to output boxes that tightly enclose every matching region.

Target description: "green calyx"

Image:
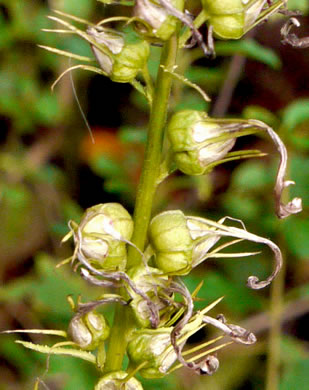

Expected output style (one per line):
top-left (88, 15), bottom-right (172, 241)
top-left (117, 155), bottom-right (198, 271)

top-left (134, 0), bottom-right (184, 41)
top-left (149, 210), bottom-right (223, 275)
top-left (74, 203), bottom-right (133, 271)
top-left (95, 371), bottom-right (144, 390)
top-left (201, 0), bottom-right (274, 39)
top-left (127, 328), bottom-right (177, 378)
top-left (167, 110), bottom-right (236, 175)
top-left (88, 27), bottom-right (150, 83)
top-left (149, 210), bottom-right (194, 274)
top-left (68, 311), bottom-right (110, 350)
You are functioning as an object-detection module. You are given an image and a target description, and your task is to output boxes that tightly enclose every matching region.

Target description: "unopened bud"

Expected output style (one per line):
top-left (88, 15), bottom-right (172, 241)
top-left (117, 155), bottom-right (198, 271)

top-left (95, 371), bottom-right (144, 390)
top-left (88, 27), bottom-right (150, 83)
top-left (134, 0), bottom-right (184, 41)
top-left (68, 311), bottom-right (110, 350)
top-left (72, 203), bottom-right (133, 271)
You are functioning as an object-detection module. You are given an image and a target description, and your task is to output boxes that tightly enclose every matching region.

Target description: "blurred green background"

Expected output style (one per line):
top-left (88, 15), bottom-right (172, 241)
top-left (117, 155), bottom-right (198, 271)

top-left (0, 0), bottom-right (309, 389)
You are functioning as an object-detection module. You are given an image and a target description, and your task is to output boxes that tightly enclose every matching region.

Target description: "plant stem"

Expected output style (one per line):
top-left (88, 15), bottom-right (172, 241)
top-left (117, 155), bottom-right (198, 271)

top-left (103, 34), bottom-right (179, 372)
top-left (104, 305), bottom-right (135, 373)
top-left (265, 251), bottom-right (286, 390)
top-left (127, 34), bottom-right (178, 268)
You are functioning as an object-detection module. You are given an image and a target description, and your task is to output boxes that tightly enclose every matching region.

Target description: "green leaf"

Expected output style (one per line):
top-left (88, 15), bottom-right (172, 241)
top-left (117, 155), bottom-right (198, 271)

top-left (90, 155), bottom-right (124, 177)
top-left (119, 126), bottom-right (147, 144)
top-left (280, 358), bottom-right (309, 390)
top-left (183, 272), bottom-right (262, 315)
top-left (16, 340), bottom-right (96, 364)
top-left (242, 105), bottom-right (279, 128)
top-left (215, 39), bottom-right (281, 69)
top-left (282, 217), bottom-right (309, 259)
top-left (281, 99), bottom-right (309, 151)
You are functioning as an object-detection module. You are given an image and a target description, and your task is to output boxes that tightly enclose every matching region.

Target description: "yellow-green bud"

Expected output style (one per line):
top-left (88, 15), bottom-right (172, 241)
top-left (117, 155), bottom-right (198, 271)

top-left (168, 109), bottom-right (258, 175)
top-left (149, 210), bottom-right (221, 275)
top-left (127, 328), bottom-right (178, 378)
top-left (88, 27), bottom-right (150, 83)
top-left (74, 203), bottom-right (133, 271)
top-left (134, 0), bottom-right (184, 41)
top-left (68, 311), bottom-right (110, 350)
top-left (126, 266), bottom-right (174, 327)
top-left (95, 371), bottom-right (144, 390)
top-left (202, 0), bottom-right (272, 40)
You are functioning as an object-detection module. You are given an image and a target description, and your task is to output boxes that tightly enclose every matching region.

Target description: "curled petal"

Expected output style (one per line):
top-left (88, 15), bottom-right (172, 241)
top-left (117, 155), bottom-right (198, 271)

top-left (187, 216), bottom-right (282, 289)
top-left (248, 119), bottom-right (302, 219)
top-left (203, 315), bottom-right (256, 345)
top-left (281, 17), bottom-right (309, 48)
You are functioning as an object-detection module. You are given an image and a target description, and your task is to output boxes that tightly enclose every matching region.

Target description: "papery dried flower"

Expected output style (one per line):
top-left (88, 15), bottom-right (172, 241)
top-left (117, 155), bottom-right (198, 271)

top-left (68, 203), bottom-right (133, 271)
top-left (68, 311), bottom-right (110, 350)
top-left (134, 0), bottom-right (184, 41)
top-left (87, 26), bottom-right (150, 83)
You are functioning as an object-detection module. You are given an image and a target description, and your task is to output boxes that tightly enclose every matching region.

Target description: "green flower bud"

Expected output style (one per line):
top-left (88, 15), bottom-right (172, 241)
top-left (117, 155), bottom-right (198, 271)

top-left (134, 0), bottom-right (184, 41)
top-left (202, 0), bottom-right (279, 40)
top-left (126, 266), bottom-right (174, 327)
top-left (68, 311), bottom-right (110, 350)
top-left (87, 27), bottom-right (150, 83)
top-left (167, 109), bottom-right (265, 175)
top-left (95, 371), bottom-right (144, 390)
top-left (149, 210), bottom-right (220, 275)
top-left (127, 328), bottom-right (178, 378)
top-left (73, 203), bottom-right (133, 271)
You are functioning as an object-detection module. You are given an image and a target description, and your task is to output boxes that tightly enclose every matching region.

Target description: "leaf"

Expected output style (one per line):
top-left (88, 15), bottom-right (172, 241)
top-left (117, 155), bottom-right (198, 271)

top-left (16, 341), bottom-right (96, 364)
top-left (281, 99), bottom-right (309, 151)
top-left (280, 358), bottom-right (309, 390)
top-left (282, 217), bottom-right (309, 259)
top-left (215, 39), bottom-right (281, 69)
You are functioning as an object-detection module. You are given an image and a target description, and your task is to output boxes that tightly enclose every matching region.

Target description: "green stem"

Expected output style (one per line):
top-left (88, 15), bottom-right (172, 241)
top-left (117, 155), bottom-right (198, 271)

top-left (127, 34), bottom-right (179, 267)
top-left (265, 251), bottom-right (286, 390)
top-left (103, 305), bottom-right (135, 373)
top-left (103, 34), bottom-right (179, 372)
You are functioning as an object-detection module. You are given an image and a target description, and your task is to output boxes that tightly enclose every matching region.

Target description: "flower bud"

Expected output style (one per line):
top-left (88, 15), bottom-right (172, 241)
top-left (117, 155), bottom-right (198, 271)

top-left (87, 27), bottom-right (150, 83)
top-left (167, 110), bottom-right (243, 175)
top-left (126, 266), bottom-right (174, 327)
top-left (134, 0), bottom-right (184, 41)
top-left (95, 371), bottom-right (144, 390)
top-left (202, 0), bottom-right (279, 40)
top-left (149, 210), bottom-right (220, 275)
top-left (73, 203), bottom-right (133, 271)
top-left (127, 328), bottom-right (178, 378)
top-left (68, 311), bottom-right (110, 350)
